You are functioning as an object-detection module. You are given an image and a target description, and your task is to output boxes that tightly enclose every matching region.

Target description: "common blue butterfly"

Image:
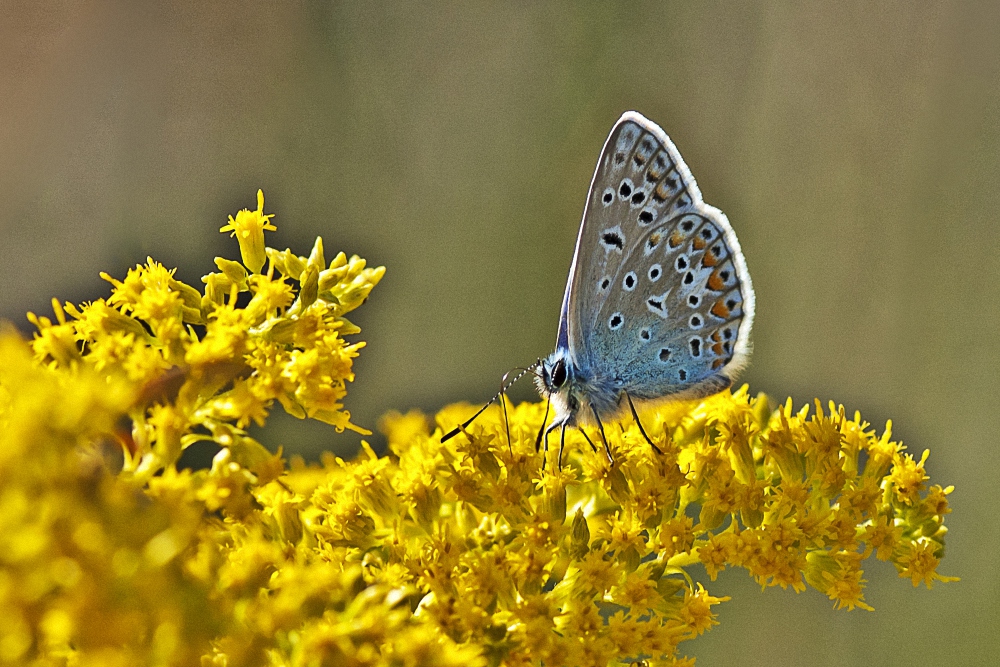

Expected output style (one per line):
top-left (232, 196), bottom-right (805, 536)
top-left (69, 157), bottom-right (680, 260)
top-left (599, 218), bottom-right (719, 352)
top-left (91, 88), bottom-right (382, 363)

top-left (446, 111), bottom-right (754, 465)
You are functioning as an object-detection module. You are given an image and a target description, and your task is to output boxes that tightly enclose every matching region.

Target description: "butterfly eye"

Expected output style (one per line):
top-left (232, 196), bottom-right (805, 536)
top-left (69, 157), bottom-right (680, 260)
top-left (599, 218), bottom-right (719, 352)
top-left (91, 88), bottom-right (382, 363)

top-left (551, 359), bottom-right (567, 389)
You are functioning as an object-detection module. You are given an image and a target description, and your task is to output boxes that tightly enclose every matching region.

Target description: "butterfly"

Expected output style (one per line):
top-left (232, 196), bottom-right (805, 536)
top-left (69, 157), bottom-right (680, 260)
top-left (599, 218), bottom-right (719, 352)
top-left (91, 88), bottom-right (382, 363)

top-left (445, 111), bottom-right (754, 466)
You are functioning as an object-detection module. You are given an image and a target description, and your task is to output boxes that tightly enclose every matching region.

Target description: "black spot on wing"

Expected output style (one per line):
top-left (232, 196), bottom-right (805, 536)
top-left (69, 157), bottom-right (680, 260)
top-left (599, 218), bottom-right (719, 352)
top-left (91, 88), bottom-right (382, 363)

top-left (601, 229), bottom-right (625, 252)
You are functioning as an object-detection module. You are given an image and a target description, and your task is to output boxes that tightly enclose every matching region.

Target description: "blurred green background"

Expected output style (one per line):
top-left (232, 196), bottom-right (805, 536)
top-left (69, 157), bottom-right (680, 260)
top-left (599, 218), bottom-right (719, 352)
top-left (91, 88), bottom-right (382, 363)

top-left (2, 2), bottom-right (996, 665)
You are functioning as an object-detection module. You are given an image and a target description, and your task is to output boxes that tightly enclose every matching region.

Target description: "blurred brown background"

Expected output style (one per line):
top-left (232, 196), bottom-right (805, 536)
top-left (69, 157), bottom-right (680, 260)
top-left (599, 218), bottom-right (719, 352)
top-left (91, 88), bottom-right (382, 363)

top-left (2, 2), bottom-right (996, 665)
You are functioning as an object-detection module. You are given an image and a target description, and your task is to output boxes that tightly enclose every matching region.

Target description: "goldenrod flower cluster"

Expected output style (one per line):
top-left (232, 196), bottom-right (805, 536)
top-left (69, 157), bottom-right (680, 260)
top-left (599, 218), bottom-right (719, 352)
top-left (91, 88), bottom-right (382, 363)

top-left (0, 192), bottom-right (954, 666)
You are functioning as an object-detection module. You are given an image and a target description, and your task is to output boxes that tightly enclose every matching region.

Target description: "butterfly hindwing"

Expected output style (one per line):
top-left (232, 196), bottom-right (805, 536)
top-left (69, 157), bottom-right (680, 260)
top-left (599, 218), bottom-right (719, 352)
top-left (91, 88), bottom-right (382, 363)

top-left (591, 211), bottom-right (750, 399)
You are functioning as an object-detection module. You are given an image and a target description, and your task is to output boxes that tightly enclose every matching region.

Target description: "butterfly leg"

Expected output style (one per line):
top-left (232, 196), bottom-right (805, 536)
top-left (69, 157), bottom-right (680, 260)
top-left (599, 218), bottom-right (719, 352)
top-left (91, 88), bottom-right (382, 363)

top-left (539, 418), bottom-right (563, 470)
top-left (577, 427), bottom-right (598, 453)
top-left (557, 420), bottom-right (569, 470)
top-left (534, 393), bottom-right (552, 452)
top-left (498, 390), bottom-right (513, 456)
top-left (624, 391), bottom-right (663, 455)
top-left (590, 405), bottom-right (614, 463)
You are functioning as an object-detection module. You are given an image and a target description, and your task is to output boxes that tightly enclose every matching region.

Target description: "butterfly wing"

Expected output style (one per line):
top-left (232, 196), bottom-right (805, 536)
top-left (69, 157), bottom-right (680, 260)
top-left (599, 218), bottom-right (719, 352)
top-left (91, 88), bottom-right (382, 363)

top-left (559, 111), bottom-right (755, 400)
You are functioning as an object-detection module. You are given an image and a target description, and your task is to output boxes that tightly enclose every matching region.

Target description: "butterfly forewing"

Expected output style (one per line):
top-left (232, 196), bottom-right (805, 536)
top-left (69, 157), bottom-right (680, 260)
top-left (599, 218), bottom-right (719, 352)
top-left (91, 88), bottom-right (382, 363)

top-left (564, 112), bottom-right (754, 400)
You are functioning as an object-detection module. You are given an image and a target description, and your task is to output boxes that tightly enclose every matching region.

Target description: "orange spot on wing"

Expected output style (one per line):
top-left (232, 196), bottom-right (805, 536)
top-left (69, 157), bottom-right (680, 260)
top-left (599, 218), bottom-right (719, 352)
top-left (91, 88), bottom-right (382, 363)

top-left (669, 232), bottom-right (683, 248)
top-left (692, 236), bottom-right (707, 250)
top-left (700, 252), bottom-right (718, 268)
top-left (711, 300), bottom-right (731, 319)
top-left (707, 270), bottom-right (725, 291)
top-left (655, 181), bottom-right (673, 201)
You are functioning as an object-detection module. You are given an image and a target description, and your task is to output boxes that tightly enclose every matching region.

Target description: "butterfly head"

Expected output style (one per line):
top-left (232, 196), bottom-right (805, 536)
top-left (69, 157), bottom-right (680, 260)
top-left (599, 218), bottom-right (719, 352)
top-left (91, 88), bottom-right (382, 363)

top-left (536, 350), bottom-right (570, 393)
top-left (535, 347), bottom-right (618, 425)
top-left (536, 349), bottom-right (594, 425)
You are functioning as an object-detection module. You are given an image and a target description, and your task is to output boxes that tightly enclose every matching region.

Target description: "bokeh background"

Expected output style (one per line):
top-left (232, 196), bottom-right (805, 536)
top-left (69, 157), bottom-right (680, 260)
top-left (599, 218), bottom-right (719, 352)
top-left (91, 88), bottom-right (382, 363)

top-left (2, 2), bottom-right (997, 665)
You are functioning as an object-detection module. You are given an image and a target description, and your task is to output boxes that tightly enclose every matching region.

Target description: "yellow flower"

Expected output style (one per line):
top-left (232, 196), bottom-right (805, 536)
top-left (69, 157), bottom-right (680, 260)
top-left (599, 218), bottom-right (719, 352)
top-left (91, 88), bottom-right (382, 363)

top-left (613, 570), bottom-right (663, 614)
top-left (888, 448), bottom-right (930, 507)
top-left (575, 549), bottom-right (620, 596)
top-left (219, 189), bottom-right (276, 273)
top-left (897, 539), bottom-right (959, 588)
top-left (677, 584), bottom-right (728, 637)
top-left (0, 191), bottom-right (955, 666)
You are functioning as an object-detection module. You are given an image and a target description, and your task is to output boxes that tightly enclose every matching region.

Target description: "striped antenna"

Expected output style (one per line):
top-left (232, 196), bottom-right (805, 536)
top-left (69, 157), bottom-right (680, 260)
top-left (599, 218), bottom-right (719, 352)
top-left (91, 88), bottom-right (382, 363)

top-left (441, 366), bottom-right (536, 443)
